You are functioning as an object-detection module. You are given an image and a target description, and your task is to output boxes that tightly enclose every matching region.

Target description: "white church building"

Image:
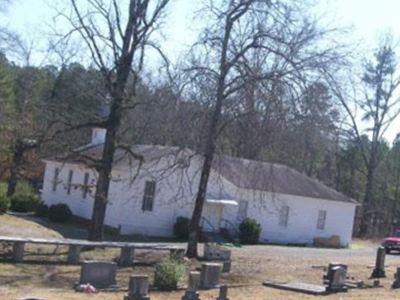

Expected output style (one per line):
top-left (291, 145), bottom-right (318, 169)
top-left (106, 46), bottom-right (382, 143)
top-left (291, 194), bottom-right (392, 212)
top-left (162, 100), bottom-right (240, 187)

top-left (41, 128), bottom-right (358, 247)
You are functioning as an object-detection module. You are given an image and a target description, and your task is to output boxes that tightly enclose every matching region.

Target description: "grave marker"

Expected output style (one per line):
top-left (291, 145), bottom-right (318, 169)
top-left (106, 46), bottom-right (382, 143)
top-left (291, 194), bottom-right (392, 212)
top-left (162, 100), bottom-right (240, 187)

top-left (182, 271), bottom-right (200, 300)
top-left (216, 285), bottom-right (229, 300)
top-left (371, 246), bottom-right (386, 278)
top-left (200, 262), bottom-right (222, 289)
top-left (124, 275), bottom-right (150, 300)
top-left (78, 261), bottom-right (117, 289)
top-left (326, 265), bottom-right (347, 293)
top-left (392, 267), bottom-right (400, 289)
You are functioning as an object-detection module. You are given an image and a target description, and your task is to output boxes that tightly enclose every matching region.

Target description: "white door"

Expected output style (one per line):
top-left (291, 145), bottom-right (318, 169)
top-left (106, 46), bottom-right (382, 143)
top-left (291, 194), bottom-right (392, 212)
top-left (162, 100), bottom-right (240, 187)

top-left (202, 204), bottom-right (223, 232)
top-left (237, 200), bottom-right (248, 222)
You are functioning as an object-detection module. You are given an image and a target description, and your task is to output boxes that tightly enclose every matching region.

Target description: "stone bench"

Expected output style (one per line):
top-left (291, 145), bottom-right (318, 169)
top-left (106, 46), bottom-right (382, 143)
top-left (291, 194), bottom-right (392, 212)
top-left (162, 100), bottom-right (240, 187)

top-left (0, 236), bottom-right (184, 266)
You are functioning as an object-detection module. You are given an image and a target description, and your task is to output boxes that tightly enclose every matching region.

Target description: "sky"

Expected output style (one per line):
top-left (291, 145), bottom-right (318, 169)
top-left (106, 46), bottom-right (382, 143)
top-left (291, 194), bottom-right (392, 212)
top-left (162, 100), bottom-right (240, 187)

top-left (2, 0), bottom-right (400, 142)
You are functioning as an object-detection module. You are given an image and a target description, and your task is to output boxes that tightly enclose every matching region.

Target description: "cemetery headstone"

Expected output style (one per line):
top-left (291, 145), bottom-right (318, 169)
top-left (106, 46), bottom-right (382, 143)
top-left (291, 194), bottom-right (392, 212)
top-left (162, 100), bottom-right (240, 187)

top-left (326, 265), bottom-right (348, 293)
top-left (371, 246), bottom-right (386, 278)
top-left (182, 271), bottom-right (201, 300)
top-left (124, 275), bottom-right (150, 300)
top-left (324, 262), bottom-right (348, 284)
top-left (222, 261), bottom-right (231, 273)
top-left (119, 247), bottom-right (135, 266)
top-left (216, 285), bottom-right (229, 300)
top-left (392, 267), bottom-right (400, 289)
top-left (78, 261), bottom-right (117, 289)
top-left (13, 241), bottom-right (25, 262)
top-left (200, 262), bottom-right (222, 289)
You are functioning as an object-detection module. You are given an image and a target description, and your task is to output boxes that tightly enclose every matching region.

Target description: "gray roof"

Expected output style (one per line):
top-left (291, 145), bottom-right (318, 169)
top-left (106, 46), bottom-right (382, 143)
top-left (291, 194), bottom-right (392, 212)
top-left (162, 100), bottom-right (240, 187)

top-left (212, 155), bottom-right (357, 204)
top-left (59, 143), bottom-right (357, 204)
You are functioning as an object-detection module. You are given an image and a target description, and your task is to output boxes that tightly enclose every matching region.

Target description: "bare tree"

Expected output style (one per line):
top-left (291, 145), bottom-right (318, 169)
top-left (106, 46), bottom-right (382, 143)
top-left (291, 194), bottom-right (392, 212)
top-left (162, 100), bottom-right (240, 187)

top-left (329, 39), bottom-right (400, 236)
top-left (185, 0), bottom-right (344, 257)
top-left (56, 0), bottom-right (170, 241)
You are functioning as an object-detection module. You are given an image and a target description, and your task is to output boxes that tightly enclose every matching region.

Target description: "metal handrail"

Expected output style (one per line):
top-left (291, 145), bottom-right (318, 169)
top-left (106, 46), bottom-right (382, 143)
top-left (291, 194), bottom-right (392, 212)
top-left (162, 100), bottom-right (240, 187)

top-left (201, 216), bottom-right (217, 232)
top-left (221, 218), bottom-right (239, 236)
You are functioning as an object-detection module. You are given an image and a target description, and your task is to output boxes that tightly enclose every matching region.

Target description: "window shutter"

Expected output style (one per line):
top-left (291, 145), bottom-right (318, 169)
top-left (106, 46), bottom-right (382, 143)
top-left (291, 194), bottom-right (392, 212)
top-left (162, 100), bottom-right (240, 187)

top-left (317, 210), bottom-right (327, 230)
top-left (52, 168), bottom-right (60, 192)
top-left (67, 170), bottom-right (73, 195)
top-left (83, 172), bottom-right (90, 198)
top-left (142, 181), bottom-right (156, 211)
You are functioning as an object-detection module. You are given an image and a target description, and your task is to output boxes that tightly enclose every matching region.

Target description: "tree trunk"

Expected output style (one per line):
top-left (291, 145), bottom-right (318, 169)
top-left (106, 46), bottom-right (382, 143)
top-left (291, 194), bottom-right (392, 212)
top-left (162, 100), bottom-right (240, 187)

top-left (6, 143), bottom-right (24, 197)
top-left (186, 61), bottom-right (228, 258)
top-left (88, 100), bottom-right (122, 241)
top-left (186, 5), bottom-right (238, 256)
top-left (89, 167), bottom-right (112, 241)
top-left (360, 159), bottom-right (377, 236)
top-left (7, 166), bottom-right (19, 198)
top-left (186, 151), bottom-right (214, 257)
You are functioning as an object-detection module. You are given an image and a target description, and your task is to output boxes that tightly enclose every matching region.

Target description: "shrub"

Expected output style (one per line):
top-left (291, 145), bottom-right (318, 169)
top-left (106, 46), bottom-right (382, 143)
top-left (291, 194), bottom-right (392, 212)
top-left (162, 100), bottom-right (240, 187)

top-left (173, 216), bottom-right (190, 240)
top-left (9, 181), bottom-right (40, 212)
top-left (0, 182), bottom-right (7, 196)
top-left (154, 259), bottom-right (185, 291)
top-left (239, 218), bottom-right (261, 245)
top-left (48, 203), bottom-right (72, 222)
top-left (35, 201), bottom-right (49, 217)
top-left (10, 193), bottom-right (40, 213)
top-left (0, 194), bottom-right (10, 214)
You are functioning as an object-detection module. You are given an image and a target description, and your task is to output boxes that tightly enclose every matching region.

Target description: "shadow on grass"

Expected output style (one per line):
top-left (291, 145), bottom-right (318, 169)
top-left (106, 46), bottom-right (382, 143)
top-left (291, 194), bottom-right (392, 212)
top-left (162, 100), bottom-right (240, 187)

top-left (15, 214), bottom-right (183, 244)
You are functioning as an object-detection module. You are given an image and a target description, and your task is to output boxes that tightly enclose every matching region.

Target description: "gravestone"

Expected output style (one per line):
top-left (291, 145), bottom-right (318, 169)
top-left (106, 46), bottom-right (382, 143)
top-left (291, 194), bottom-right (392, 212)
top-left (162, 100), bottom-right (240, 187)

top-left (119, 247), bottom-right (135, 266)
top-left (371, 246), bottom-right (386, 278)
top-left (182, 271), bottom-right (200, 300)
top-left (324, 263), bottom-right (348, 284)
top-left (392, 267), bottom-right (400, 289)
top-left (78, 261), bottom-right (117, 289)
top-left (216, 285), bottom-right (229, 300)
top-left (204, 244), bottom-right (231, 273)
top-left (124, 275), bottom-right (150, 300)
top-left (222, 261), bottom-right (231, 273)
top-left (326, 265), bottom-right (347, 293)
top-left (263, 281), bottom-right (328, 295)
top-left (13, 241), bottom-right (25, 262)
top-left (204, 244), bottom-right (231, 261)
top-left (200, 262), bottom-right (222, 289)
top-left (67, 245), bottom-right (82, 264)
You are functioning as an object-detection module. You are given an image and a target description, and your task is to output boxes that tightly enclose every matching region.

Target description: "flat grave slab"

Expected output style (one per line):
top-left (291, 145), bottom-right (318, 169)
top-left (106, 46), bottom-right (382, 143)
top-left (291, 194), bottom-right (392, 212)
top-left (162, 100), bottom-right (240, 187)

top-left (263, 281), bottom-right (328, 295)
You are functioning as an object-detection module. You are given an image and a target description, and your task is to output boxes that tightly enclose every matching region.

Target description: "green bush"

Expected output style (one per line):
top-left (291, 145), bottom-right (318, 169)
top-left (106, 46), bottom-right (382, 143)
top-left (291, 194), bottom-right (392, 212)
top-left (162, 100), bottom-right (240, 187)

top-left (154, 259), bottom-right (185, 291)
top-left (10, 193), bottom-right (40, 213)
top-left (7, 181), bottom-right (40, 212)
top-left (35, 201), bottom-right (49, 217)
top-left (48, 203), bottom-right (72, 222)
top-left (173, 216), bottom-right (190, 240)
top-left (0, 182), bottom-right (7, 196)
top-left (0, 194), bottom-right (10, 214)
top-left (239, 218), bottom-right (261, 244)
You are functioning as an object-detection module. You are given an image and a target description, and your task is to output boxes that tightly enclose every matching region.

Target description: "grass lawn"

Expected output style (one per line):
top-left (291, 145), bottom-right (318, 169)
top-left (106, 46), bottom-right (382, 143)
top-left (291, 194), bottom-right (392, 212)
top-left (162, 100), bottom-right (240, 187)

top-left (0, 213), bottom-right (399, 299)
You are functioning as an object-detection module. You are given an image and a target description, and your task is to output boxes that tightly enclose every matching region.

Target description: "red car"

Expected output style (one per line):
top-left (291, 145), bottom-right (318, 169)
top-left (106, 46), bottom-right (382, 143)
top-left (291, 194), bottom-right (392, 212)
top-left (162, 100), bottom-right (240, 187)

top-left (382, 230), bottom-right (400, 254)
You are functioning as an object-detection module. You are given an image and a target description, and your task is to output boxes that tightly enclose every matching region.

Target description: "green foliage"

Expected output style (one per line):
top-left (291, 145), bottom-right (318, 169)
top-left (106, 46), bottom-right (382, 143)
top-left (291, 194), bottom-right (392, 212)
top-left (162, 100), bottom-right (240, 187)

top-left (2, 181), bottom-right (39, 213)
top-left (173, 216), bottom-right (190, 240)
top-left (0, 183), bottom-right (6, 196)
top-left (10, 193), bottom-right (39, 212)
top-left (48, 204), bottom-right (72, 223)
top-left (35, 201), bottom-right (49, 217)
top-left (0, 193), bottom-right (10, 214)
top-left (153, 259), bottom-right (185, 291)
top-left (239, 218), bottom-right (261, 245)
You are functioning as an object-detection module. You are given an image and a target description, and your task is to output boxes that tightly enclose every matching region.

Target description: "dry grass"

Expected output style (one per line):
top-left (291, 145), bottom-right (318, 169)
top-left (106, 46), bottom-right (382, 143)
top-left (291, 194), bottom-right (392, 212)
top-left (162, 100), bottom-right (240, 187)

top-left (0, 214), bottom-right (399, 299)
